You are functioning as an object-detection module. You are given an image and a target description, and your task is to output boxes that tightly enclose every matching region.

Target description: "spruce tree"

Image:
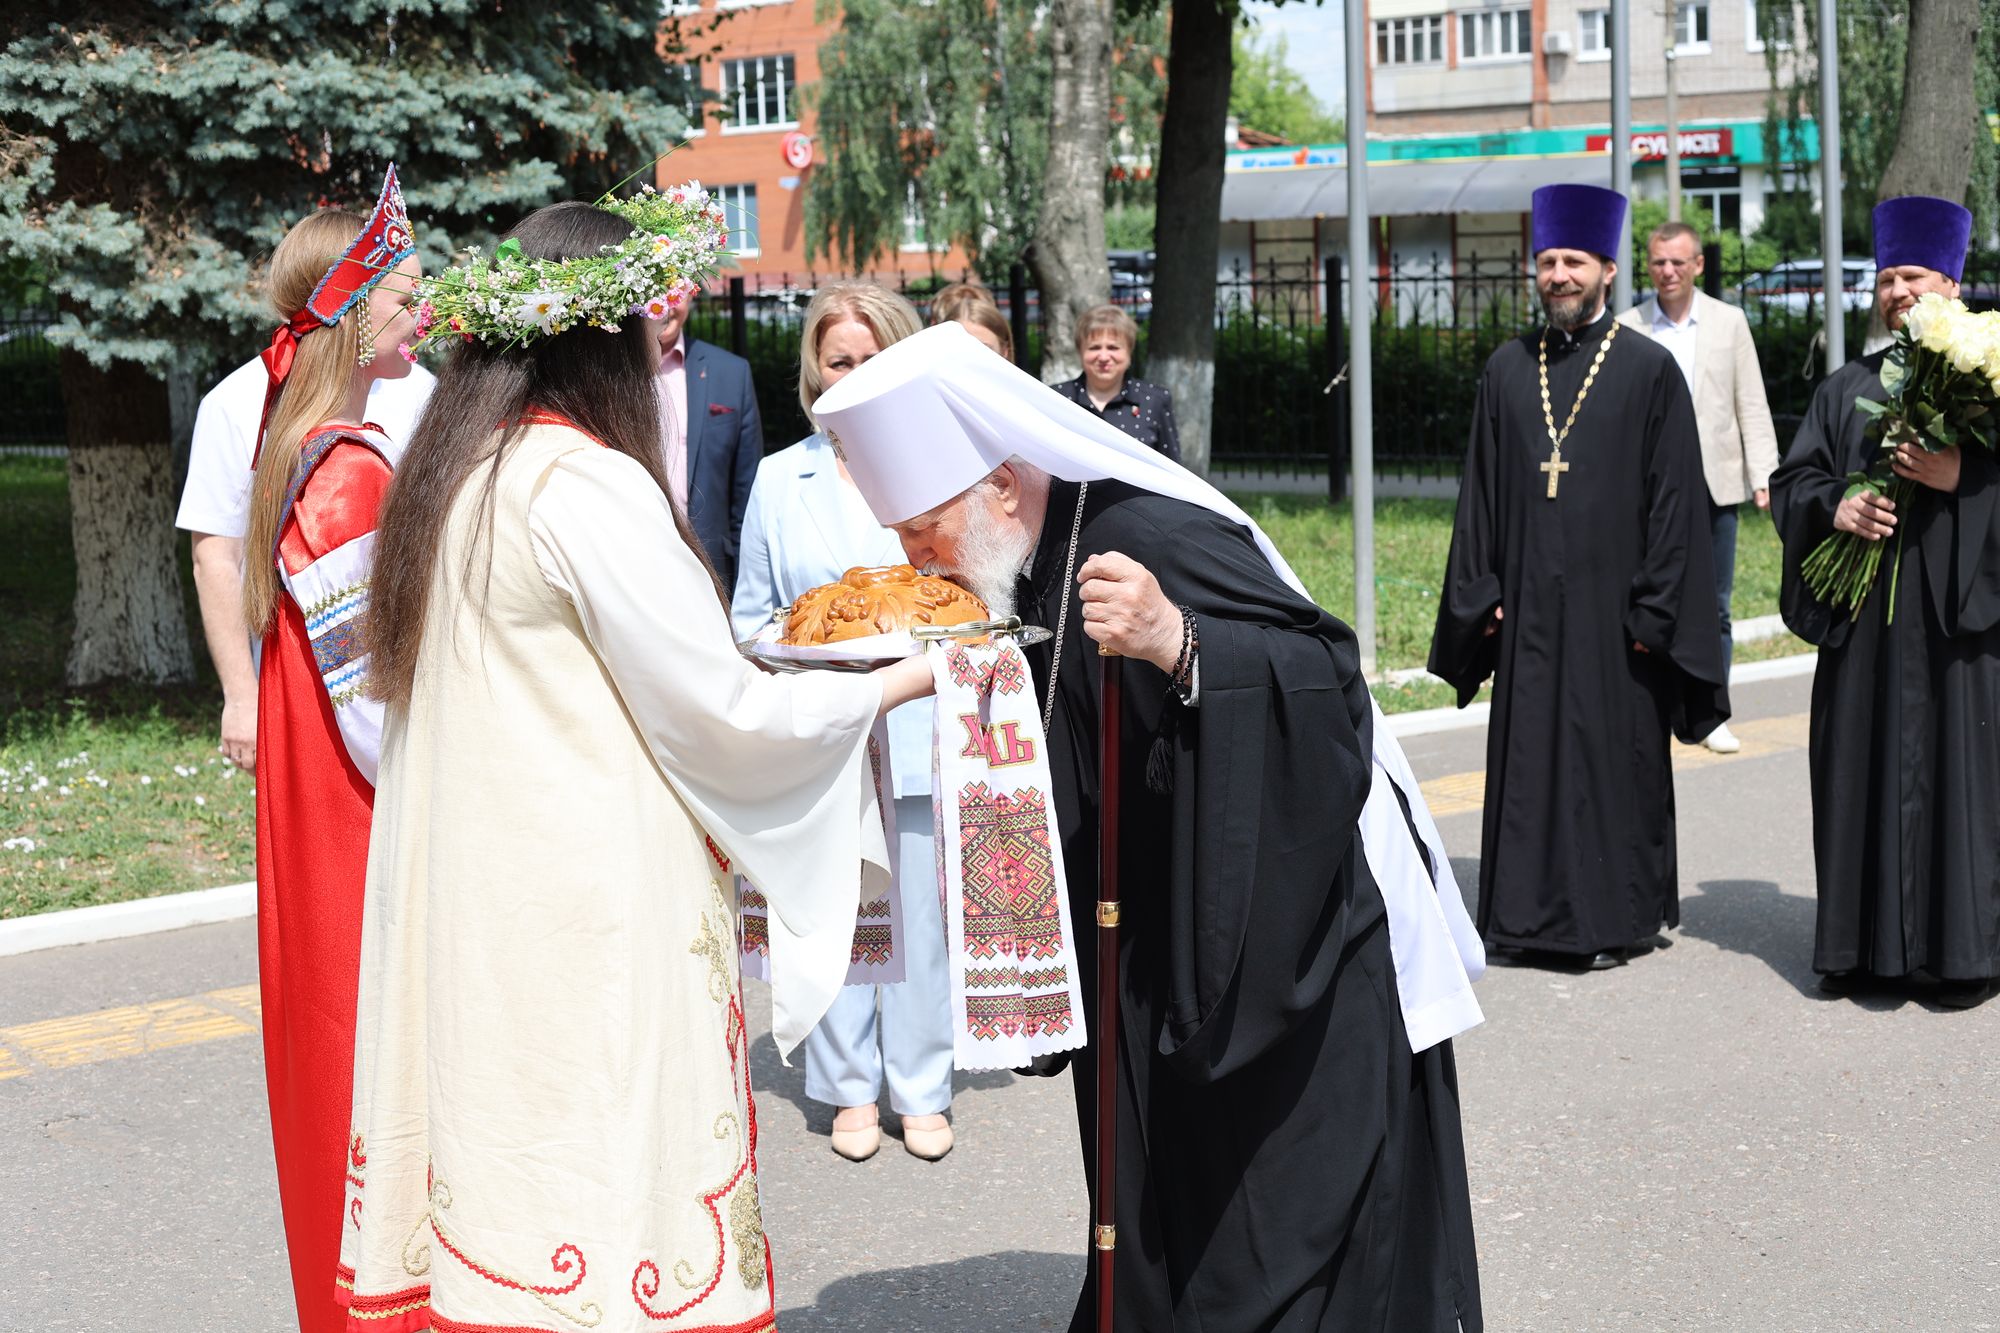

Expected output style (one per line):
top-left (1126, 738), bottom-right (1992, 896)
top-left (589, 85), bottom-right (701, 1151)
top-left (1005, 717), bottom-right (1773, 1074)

top-left (0, 2), bottom-right (688, 684)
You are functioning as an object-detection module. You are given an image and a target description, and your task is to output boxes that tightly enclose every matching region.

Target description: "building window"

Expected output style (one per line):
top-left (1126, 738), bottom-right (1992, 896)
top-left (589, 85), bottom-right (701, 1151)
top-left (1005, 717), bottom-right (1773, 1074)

top-left (901, 185), bottom-right (946, 252)
top-left (1673, 1), bottom-right (1710, 51)
top-left (1745, 0), bottom-right (1793, 51)
top-left (1681, 166), bottom-right (1742, 233)
top-left (1577, 8), bottom-right (1609, 58)
top-left (721, 55), bottom-right (797, 132)
top-left (1460, 8), bottom-right (1532, 61)
top-left (1373, 15), bottom-right (1446, 67)
top-left (670, 62), bottom-right (706, 135)
top-left (715, 183), bottom-right (759, 255)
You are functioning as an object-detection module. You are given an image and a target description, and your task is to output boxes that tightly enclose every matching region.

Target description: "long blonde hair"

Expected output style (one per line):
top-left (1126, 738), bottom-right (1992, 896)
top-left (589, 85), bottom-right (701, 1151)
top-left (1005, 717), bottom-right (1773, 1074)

top-left (797, 280), bottom-right (922, 426)
top-left (242, 209), bottom-right (368, 636)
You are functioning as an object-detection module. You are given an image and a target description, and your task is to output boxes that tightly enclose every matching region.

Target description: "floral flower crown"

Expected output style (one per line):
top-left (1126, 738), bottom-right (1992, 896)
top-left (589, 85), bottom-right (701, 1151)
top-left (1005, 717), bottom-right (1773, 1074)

top-left (408, 182), bottom-right (729, 352)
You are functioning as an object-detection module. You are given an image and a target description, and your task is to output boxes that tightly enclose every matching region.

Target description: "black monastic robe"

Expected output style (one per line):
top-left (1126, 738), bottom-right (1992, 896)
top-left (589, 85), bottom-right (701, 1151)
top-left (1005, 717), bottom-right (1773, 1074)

top-left (1429, 308), bottom-right (1727, 957)
top-left (1017, 479), bottom-right (1482, 1333)
top-left (1769, 353), bottom-right (2000, 981)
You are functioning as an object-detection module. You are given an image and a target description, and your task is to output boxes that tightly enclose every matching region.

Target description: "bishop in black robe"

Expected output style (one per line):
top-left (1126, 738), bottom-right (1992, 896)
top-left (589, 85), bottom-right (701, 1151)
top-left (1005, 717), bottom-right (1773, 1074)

top-left (1769, 354), bottom-right (2000, 990)
top-left (1429, 307), bottom-right (1728, 961)
top-left (1020, 478), bottom-right (1482, 1333)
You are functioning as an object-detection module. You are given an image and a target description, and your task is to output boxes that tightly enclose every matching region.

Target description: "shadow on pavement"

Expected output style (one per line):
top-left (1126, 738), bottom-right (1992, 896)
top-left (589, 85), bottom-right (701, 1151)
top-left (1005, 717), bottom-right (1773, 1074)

top-left (1682, 879), bottom-right (1912, 1010)
top-left (1448, 857), bottom-right (1480, 920)
top-left (779, 1248), bottom-right (1079, 1332)
top-left (748, 1032), bottom-right (1020, 1137)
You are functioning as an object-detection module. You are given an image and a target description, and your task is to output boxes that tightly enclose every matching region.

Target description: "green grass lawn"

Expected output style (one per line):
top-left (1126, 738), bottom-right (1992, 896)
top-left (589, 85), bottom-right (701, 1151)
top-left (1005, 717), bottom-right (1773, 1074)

top-left (0, 456), bottom-right (1803, 917)
top-left (1, 454), bottom-right (253, 918)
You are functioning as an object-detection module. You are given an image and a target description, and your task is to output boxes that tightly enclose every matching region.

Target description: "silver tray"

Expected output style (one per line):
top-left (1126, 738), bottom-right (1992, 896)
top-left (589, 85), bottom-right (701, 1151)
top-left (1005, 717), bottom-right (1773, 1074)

top-left (740, 616), bottom-right (1051, 674)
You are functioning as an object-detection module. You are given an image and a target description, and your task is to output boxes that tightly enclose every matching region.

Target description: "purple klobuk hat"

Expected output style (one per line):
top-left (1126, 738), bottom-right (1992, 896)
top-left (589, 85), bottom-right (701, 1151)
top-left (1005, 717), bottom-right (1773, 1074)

top-left (1873, 196), bottom-right (1973, 281)
top-left (1531, 184), bottom-right (1629, 260)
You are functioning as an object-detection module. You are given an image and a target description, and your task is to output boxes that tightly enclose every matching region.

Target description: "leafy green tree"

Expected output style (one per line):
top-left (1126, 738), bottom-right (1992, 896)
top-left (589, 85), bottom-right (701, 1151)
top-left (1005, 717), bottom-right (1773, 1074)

top-left (0, 2), bottom-right (689, 685)
top-left (805, 0), bottom-right (1167, 284)
top-left (1229, 29), bottom-right (1340, 146)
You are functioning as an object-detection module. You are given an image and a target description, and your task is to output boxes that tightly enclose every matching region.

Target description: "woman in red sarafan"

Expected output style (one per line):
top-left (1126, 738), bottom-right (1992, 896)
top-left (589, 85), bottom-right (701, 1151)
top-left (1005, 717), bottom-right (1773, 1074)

top-left (240, 165), bottom-right (423, 1333)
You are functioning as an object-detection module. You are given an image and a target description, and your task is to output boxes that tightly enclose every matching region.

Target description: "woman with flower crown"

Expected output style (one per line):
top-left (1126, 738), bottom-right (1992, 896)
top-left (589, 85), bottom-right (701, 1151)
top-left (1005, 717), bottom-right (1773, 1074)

top-left (337, 196), bottom-right (934, 1333)
top-left (242, 165), bottom-right (424, 1333)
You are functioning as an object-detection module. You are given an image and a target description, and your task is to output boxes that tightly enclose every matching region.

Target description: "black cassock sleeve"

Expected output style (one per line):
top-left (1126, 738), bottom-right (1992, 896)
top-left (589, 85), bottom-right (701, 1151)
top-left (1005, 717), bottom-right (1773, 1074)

top-left (1114, 504), bottom-right (1376, 1084)
top-left (1769, 369), bottom-right (1860, 648)
top-left (1428, 364), bottom-right (1505, 704)
top-left (1925, 446), bottom-right (2000, 636)
top-left (1626, 359), bottom-right (1729, 742)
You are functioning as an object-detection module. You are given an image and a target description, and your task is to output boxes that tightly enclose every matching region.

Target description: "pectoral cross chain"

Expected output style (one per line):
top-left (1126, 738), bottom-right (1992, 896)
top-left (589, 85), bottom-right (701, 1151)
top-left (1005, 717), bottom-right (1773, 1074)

top-left (1540, 450), bottom-right (1570, 498)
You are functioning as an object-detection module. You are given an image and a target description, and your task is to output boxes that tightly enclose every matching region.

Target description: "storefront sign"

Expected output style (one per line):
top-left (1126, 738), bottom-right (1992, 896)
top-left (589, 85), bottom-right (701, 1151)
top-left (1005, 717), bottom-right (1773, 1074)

top-left (1586, 128), bottom-right (1734, 159)
top-left (780, 131), bottom-right (814, 170)
top-left (1230, 145), bottom-right (1346, 172)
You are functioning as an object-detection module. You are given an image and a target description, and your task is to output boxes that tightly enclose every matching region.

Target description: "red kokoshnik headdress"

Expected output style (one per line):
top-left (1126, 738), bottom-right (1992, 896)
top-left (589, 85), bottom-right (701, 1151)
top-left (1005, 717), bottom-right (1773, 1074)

top-left (254, 163), bottom-right (416, 463)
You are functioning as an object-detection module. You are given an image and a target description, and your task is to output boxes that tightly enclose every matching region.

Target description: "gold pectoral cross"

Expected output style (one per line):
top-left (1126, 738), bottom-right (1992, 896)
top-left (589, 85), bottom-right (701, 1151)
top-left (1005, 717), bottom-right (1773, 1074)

top-left (1541, 449), bottom-right (1570, 499)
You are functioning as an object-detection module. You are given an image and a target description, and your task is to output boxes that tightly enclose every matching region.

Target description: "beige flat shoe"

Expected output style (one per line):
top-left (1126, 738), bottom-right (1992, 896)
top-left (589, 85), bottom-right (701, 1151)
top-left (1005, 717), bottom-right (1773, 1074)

top-left (830, 1107), bottom-right (880, 1162)
top-left (901, 1113), bottom-right (954, 1161)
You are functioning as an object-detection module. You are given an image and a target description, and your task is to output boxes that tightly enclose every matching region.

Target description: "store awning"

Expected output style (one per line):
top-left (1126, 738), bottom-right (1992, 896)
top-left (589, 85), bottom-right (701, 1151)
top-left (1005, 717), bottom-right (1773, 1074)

top-left (1221, 153), bottom-right (1615, 223)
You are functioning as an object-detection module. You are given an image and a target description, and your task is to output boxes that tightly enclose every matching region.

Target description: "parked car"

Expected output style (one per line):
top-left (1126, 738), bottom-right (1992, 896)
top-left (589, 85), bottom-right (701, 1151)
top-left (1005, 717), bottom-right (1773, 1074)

top-left (1734, 260), bottom-right (1876, 314)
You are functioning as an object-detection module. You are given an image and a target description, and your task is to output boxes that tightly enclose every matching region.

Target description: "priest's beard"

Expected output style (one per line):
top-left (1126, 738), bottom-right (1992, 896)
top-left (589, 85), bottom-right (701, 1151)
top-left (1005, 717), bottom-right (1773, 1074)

top-left (935, 494), bottom-right (1034, 619)
top-left (1539, 273), bottom-right (1608, 332)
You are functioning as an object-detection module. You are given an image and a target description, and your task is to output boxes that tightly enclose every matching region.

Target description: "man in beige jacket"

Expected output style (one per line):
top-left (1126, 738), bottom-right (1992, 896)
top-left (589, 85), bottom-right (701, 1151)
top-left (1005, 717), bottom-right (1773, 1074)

top-left (1620, 221), bottom-right (1779, 752)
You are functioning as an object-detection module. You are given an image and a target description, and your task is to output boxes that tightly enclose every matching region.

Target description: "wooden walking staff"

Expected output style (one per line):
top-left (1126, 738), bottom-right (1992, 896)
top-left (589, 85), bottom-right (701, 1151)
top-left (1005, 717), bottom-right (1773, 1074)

top-left (1093, 644), bottom-right (1124, 1333)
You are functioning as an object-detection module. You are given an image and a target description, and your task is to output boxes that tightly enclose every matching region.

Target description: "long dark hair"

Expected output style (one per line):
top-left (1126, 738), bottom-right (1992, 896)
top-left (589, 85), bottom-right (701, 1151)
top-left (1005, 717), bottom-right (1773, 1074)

top-left (367, 201), bottom-right (720, 705)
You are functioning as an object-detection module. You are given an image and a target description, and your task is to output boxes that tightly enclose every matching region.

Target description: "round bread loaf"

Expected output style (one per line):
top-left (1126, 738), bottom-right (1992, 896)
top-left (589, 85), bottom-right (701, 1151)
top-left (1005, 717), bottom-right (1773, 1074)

top-left (782, 564), bottom-right (989, 645)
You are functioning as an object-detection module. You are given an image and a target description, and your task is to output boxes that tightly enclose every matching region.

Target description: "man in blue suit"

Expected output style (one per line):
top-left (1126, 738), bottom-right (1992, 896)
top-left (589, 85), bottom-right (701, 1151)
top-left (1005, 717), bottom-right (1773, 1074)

top-left (657, 297), bottom-right (765, 587)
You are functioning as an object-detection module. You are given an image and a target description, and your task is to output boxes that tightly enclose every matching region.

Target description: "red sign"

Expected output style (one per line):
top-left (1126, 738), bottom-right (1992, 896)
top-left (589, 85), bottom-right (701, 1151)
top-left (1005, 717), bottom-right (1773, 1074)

top-left (780, 131), bottom-right (814, 170)
top-left (1585, 128), bottom-right (1733, 160)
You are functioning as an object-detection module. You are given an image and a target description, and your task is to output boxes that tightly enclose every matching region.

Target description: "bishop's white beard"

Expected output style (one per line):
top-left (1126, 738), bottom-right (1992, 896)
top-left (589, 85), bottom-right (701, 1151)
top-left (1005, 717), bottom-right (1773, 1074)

top-left (933, 495), bottom-right (1034, 619)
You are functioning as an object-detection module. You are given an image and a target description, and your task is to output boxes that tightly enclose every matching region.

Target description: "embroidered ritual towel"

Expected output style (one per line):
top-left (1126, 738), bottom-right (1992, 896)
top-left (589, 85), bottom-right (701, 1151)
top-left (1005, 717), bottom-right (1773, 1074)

top-left (739, 727), bottom-right (905, 987)
top-left (929, 640), bottom-right (1088, 1071)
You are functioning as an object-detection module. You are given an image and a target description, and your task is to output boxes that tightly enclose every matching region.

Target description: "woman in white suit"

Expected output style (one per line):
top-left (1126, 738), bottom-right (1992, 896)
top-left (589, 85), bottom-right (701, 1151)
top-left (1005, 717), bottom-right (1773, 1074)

top-left (731, 282), bottom-right (956, 1162)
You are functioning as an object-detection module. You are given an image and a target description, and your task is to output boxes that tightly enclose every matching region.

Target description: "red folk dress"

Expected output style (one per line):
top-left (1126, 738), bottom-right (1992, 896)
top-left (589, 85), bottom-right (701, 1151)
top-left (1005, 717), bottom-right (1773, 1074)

top-left (254, 425), bottom-right (396, 1333)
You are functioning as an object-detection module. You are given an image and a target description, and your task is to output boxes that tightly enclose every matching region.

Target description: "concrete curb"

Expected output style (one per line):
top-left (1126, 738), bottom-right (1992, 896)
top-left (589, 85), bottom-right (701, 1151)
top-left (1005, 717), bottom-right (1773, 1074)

top-left (0, 881), bottom-right (255, 959)
top-left (1383, 650), bottom-right (1817, 739)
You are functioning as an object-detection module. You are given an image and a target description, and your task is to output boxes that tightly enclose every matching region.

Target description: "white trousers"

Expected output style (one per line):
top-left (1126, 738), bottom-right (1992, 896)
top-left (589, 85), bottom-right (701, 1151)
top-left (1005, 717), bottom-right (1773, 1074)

top-left (802, 794), bottom-right (955, 1115)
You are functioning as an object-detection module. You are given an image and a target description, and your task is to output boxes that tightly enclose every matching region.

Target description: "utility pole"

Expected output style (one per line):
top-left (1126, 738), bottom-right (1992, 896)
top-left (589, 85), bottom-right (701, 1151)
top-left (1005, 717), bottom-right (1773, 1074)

top-left (1818, 0), bottom-right (1845, 372)
top-left (1610, 0), bottom-right (1634, 311)
top-left (1344, 0), bottom-right (1376, 677)
top-left (1664, 3), bottom-right (1681, 221)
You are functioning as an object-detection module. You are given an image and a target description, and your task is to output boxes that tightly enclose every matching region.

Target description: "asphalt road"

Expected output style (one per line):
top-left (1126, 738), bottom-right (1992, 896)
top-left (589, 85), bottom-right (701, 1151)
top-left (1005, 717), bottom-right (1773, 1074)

top-left (3, 667), bottom-right (1997, 1331)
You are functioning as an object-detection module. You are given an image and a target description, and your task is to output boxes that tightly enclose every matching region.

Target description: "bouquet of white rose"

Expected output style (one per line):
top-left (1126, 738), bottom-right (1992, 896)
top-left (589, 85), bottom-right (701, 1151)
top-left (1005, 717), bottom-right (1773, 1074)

top-left (1801, 292), bottom-right (2000, 620)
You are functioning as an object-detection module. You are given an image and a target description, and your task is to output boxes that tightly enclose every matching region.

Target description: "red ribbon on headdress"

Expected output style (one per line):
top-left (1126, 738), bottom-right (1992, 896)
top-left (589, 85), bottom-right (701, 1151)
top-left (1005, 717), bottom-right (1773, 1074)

top-left (253, 308), bottom-right (327, 468)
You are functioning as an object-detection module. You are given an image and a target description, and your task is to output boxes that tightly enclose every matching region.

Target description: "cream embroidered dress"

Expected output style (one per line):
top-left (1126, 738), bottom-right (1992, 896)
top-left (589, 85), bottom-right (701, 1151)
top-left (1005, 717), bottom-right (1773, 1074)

top-left (338, 422), bottom-right (889, 1333)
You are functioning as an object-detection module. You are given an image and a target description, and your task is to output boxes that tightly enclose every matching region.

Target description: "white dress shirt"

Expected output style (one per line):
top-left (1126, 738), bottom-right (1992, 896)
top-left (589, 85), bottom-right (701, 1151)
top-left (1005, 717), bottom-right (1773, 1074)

top-left (1648, 298), bottom-right (1701, 394)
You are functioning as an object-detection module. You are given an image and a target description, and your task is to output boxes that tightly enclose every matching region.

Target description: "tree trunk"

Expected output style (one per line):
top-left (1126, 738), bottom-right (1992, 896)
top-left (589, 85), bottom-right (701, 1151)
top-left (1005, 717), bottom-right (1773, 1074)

top-left (1031, 0), bottom-right (1115, 384)
top-left (58, 352), bottom-right (196, 686)
top-left (1876, 0), bottom-right (1982, 202)
top-left (1147, 0), bottom-right (1235, 476)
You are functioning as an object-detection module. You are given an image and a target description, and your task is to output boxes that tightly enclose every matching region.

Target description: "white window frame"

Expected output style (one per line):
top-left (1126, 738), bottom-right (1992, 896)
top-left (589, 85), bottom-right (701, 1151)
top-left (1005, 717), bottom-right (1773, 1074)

top-left (662, 1), bottom-right (703, 15)
top-left (1744, 0), bottom-right (1793, 52)
top-left (717, 0), bottom-right (791, 8)
top-left (671, 62), bottom-right (707, 138)
top-left (1372, 15), bottom-right (1446, 68)
top-left (720, 55), bottom-right (799, 135)
top-left (1673, 1), bottom-right (1711, 54)
top-left (714, 183), bottom-right (760, 256)
top-left (900, 184), bottom-right (947, 254)
top-left (1459, 8), bottom-right (1532, 63)
top-left (1576, 8), bottom-right (1610, 61)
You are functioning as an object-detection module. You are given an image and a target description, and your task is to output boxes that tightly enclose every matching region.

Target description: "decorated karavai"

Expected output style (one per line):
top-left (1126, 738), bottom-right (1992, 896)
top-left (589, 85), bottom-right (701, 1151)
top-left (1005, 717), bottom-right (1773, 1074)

top-left (409, 182), bottom-right (730, 349)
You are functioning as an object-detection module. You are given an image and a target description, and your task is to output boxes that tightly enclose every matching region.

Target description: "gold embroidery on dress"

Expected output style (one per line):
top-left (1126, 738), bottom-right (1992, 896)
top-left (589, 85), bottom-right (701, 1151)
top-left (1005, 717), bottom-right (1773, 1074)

top-left (426, 1164), bottom-right (604, 1328)
top-left (729, 1181), bottom-right (765, 1289)
top-left (690, 909), bottom-right (733, 1004)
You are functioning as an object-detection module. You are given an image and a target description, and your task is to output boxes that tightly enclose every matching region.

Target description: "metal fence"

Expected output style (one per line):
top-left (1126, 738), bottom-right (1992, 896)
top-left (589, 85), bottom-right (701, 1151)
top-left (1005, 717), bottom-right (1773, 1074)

top-left (12, 250), bottom-right (1997, 481)
top-left (0, 308), bottom-right (65, 450)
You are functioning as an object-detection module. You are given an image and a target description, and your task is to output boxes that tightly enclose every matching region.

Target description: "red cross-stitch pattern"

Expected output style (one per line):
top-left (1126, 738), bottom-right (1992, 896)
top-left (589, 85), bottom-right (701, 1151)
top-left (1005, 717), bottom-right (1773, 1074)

top-left (943, 643), bottom-right (995, 694)
top-left (957, 783), bottom-right (1064, 965)
top-left (990, 651), bottom-right (1028, 696)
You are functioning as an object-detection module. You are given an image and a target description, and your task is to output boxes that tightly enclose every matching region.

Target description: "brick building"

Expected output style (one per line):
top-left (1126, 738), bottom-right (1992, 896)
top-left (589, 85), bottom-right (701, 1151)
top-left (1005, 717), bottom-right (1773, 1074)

top-left (661, 0), bottom-right (973, 281)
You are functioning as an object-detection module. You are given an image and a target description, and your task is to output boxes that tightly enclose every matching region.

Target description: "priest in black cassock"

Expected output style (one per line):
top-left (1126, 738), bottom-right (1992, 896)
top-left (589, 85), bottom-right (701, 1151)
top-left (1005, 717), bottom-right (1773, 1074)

top-left (814, 323), bottom-right (1487, 1333)
top-left (1769, 196), bottom-right (2000, 1009)
top-left (1430, 184), bottom-right (1728, 970)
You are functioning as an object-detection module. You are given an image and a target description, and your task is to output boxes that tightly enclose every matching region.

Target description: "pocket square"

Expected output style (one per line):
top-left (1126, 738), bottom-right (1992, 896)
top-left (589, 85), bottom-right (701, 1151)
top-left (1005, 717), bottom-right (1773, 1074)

top-left (708, 403), bottom-right (736, 416)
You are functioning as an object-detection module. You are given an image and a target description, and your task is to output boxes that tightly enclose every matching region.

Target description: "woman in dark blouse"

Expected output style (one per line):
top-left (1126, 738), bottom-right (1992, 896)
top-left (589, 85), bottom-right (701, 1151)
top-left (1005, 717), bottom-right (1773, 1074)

top-left (1052, 302), bottom-right (1181, 461)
